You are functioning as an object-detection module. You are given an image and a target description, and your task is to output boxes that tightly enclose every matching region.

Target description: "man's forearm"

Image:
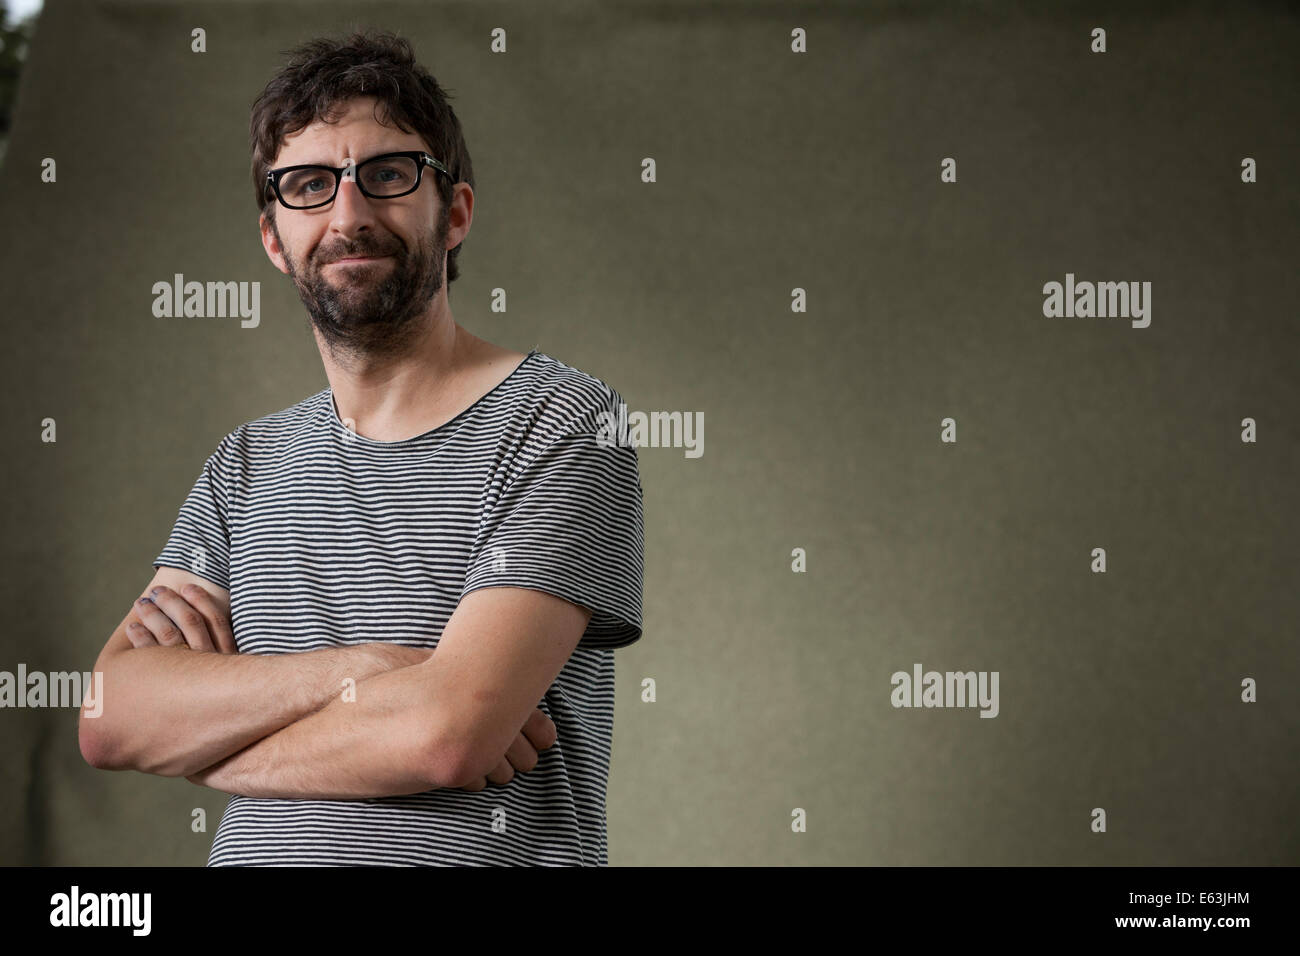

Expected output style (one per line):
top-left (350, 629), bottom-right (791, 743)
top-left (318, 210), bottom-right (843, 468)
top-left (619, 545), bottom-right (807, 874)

top-left (85, 643), bottom-right (409, 778)
top-left (187, 659), bottom-right (455, 799)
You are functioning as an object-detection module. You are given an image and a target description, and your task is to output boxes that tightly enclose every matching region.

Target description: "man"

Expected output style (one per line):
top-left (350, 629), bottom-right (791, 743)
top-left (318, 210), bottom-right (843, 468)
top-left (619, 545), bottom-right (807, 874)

top-left (78, 30), bottom-right (644, 866)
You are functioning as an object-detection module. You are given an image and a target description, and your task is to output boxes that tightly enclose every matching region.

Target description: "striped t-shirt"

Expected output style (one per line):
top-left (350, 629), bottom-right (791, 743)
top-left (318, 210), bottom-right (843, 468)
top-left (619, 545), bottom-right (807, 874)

top-left (153, 349), bottom-right (644, 866)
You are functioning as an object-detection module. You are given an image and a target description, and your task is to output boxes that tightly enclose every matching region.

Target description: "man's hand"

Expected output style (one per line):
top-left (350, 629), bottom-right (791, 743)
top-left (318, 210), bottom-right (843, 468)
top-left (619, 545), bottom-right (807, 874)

top-left (125, 590), bottom-right (559, 792)
top-left (125, 584), bottom-right (236, 653)
top-left (459, 707), bottom-right (558, 791)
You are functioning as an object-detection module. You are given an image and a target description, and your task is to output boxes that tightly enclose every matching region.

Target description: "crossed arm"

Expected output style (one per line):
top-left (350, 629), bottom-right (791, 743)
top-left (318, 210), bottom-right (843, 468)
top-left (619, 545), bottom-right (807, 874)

top-left (78, 566), bottom-right (592, 799)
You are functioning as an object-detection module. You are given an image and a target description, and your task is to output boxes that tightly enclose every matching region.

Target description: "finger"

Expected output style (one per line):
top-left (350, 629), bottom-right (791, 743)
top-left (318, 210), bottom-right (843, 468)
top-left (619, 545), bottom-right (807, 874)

top-left (459, 776), bottom-right (487, 792)
top-left (503, 732), bottom-right (539, 774)
top-left (180, 583), bottom-right (237, 654)
top-left (134, 596), bottom-right (187, 647)
top-left (148, 587), bottom-right (215, 651)
top-left (520, 708), bottom-right (557, 751)
top-left (124, 618), bottom-right (160, 648)
top-left (485, 756), bottom-right (515, 786)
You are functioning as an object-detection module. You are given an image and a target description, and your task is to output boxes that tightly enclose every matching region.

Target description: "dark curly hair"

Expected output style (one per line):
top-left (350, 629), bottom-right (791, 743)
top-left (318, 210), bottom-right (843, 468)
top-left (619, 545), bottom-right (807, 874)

top-left (249, 29), bottom-right (474, 283)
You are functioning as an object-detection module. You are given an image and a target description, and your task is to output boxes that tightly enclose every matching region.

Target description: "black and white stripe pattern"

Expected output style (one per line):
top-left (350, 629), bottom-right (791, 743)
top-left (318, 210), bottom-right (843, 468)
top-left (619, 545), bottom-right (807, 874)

top-left (153, 349), bottom-right (644, 865)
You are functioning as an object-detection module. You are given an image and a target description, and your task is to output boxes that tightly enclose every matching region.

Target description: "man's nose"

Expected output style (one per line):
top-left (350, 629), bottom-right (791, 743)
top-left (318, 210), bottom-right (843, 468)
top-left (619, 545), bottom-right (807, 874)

top-left (328, 176), bottom-right (378, 234)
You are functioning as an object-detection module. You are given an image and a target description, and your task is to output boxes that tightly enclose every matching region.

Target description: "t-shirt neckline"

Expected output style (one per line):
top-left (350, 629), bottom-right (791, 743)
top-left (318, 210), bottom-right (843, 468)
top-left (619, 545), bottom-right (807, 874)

top-left (324, 348), bottom-right (539, 448)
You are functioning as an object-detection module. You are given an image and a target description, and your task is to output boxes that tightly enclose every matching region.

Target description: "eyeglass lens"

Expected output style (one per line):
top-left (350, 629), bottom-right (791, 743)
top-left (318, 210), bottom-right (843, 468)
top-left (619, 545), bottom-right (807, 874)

top-left (278, 156), bottom-right (420, 208)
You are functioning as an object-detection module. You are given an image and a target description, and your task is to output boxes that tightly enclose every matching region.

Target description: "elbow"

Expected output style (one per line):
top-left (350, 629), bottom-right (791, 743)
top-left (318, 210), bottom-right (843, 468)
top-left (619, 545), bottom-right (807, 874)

top-left (79, 714), bottom-right (149, 772)
top-left (76, 658), bottom-right (195, 776)
top-left (78, 661), bottom-right (117, 769)
top-left (79, 712), bottom-right (125, 771)
top-left (78, 712), bottom-right (191, 776)
top-left (78, 655), bottom-right (130, 771)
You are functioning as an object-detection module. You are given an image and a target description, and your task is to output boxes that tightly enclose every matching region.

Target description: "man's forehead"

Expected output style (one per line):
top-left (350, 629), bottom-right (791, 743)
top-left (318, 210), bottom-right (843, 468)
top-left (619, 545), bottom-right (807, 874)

top-left (275, 100), bottom-right (425, 165)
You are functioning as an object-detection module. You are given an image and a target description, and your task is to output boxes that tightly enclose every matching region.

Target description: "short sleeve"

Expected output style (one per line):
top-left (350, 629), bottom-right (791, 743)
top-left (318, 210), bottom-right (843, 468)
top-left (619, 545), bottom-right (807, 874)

top-left (152, 437), bottom-right (234, 590)
top-left (460, 393), bottom-right (645, 650)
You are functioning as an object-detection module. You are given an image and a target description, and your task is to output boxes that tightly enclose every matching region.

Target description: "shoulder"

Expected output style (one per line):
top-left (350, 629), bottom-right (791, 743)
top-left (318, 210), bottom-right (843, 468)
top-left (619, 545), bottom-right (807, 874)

top-left (207, 387), bottom-right (333, 469)
top-left (508, 350), bottom-right (628, 445)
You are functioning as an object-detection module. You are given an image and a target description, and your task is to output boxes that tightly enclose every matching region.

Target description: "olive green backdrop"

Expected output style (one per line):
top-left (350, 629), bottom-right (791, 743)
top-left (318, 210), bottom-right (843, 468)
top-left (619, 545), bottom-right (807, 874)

top-left (1, 0), bottom-right (1297, 866)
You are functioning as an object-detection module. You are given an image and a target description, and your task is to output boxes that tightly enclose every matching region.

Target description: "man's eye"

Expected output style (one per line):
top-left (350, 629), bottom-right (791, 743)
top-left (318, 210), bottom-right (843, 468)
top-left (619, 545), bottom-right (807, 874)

top-left (363, 163), bottom-right (414, 190)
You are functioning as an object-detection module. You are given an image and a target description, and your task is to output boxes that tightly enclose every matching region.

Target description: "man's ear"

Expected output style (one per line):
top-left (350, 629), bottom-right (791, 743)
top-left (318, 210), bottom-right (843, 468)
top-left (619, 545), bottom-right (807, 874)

top-left (445, 181), bottom-right (474, 252)
top-left (260, 210), bottom-right (289, 274)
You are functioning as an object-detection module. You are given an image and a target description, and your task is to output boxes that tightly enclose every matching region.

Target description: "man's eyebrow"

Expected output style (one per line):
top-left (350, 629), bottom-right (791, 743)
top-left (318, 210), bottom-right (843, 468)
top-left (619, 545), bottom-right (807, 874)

top-left (291, 148), bottom-right (418, 168)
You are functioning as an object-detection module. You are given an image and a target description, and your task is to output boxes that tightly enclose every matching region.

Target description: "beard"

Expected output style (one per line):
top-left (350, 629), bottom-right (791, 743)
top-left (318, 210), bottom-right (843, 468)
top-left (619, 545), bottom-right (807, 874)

top-left (275, 204), bottom-right (450, 364)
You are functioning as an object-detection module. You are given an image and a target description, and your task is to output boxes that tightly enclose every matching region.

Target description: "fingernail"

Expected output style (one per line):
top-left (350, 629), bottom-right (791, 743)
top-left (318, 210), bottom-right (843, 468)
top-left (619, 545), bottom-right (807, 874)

top-left (138, 597), bottom-right (154, 605)
top-left (150, 587), bottom-right (164, 596)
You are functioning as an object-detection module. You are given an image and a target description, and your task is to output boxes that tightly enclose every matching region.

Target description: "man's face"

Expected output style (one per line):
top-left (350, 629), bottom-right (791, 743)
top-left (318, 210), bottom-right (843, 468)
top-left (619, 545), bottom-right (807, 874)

top-left (259, 96), bottom-right (467, 359)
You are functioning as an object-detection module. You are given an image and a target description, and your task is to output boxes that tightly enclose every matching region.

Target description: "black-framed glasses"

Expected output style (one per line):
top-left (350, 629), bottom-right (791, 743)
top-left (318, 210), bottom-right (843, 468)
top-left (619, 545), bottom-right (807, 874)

top-left (264, 150), bottom-right (453, 210)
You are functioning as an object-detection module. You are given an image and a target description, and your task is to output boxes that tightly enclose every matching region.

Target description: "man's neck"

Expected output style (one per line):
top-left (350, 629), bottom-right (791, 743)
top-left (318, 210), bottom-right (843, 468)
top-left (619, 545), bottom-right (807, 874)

top-left (319, 307), bottom-right (479, 443)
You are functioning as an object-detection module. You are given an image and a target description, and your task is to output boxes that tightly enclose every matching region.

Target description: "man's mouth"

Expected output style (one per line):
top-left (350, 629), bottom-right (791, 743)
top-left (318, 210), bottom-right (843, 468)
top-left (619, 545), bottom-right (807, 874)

top-left (328, 255), bottom-right (390, 266)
